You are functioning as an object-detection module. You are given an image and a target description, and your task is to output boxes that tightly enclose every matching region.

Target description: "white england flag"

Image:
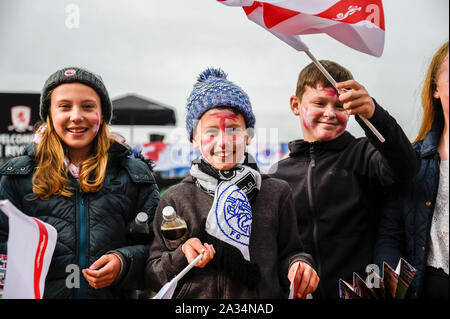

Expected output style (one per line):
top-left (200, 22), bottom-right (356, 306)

top-left (0, 200), bottom-right (57, 299)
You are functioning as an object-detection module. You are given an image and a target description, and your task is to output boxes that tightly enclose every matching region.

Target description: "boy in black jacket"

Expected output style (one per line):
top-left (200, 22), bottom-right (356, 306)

top-left (269, 60), bottom-right (420, 299)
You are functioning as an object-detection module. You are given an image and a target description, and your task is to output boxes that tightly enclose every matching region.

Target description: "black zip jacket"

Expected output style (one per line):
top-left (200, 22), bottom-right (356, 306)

top-left (270, 102), bottom-right (420, 298)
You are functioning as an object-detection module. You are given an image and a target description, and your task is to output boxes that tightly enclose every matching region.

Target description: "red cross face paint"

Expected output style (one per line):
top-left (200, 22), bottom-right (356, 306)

top-left (299, 85), bottom-right (349, 142)
top-left (192, 108), bottom-right (249, 170)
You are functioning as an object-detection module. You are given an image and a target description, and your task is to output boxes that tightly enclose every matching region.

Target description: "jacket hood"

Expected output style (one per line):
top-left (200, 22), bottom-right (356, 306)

top-left (288, 131), bottom-right (355, 157)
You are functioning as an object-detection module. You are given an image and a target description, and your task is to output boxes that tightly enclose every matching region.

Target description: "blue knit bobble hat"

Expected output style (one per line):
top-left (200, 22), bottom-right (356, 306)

top-left (185, 67), bottom-right (255, 141)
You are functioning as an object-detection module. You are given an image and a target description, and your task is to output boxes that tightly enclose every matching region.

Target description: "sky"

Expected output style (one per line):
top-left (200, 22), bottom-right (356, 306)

top-left (0, 0), bottom-right (449, 144)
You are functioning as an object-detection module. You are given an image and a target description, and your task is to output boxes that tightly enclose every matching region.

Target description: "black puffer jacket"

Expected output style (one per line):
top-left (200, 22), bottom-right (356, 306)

top-left (270, 102), bottom-right (420, 298)
top-left (0, 142), bottom-right (160, 298)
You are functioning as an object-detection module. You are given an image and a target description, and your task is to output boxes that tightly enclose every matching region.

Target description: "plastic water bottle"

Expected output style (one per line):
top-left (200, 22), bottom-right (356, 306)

top-left (128, 212), bottom-right (151, 244)
top-left (161, 206), bottom-right (188, 250)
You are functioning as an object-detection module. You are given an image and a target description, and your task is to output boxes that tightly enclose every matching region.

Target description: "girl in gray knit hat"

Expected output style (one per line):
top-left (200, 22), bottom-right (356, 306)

top-left (0, 66), bottom-right (160, 298)
top-left (146, 67), bottom-right (319, 299)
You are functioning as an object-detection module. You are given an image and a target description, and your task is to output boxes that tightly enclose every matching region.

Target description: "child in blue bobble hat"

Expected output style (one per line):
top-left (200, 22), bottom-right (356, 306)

top-left (145, 67), bottom-right (319, 299)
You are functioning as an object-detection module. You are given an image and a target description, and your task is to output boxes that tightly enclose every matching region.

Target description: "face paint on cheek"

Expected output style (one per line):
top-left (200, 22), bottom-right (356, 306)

top-left (301, 106), bottom-right (313, 130)
top-left (200, 135), bottom-right (215, 158)
top-left (335, 112), bottom-right (349, 135)
top-left (302, 105), bottom-right (322, 130)
top-left (231, 135), bottom-right (246, 163)
top-left (92, 112), bottom-right (100, 134)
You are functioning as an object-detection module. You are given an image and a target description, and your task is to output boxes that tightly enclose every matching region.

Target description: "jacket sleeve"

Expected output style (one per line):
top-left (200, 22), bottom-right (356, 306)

top-left (355, 100), bottom-right (421, 186)
top-left (277, 182), bottom-right (315, 290)
top-left (110, 161), bottom-right (161, 290)
top-left (374, 186), bottom-right (406, 273)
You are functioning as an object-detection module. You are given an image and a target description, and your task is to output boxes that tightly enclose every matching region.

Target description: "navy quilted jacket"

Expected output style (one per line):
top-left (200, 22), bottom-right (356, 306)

top-left (374, 119), bottom-right (443, 298)
top-left (0, 142), bottom-right (160, 298)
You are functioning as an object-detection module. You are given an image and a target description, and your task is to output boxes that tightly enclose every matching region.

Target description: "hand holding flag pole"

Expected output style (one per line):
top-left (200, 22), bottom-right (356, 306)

top-left (153, 253), bottom-right (203, 299)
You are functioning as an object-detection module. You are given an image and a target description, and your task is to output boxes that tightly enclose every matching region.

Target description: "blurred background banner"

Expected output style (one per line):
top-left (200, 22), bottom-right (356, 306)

top-left (138, 141), bottom-right (288, 175)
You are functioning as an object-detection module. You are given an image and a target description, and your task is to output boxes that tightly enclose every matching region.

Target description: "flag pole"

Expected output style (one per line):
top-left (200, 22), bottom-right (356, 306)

top-left (152, 253), bottom-right (203, 299)
top-left (304, 50), bottom-right (385, 143)
top-left (174, 253), bottom-right (203, 282)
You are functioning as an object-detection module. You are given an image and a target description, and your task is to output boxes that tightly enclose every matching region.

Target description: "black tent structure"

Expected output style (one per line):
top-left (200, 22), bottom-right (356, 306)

top-left (111, 94), bottom-right (180, 191)
top-left (111, 94), bottom-right (176, 126)
top-left (111, 94), bottom-right (176, 144)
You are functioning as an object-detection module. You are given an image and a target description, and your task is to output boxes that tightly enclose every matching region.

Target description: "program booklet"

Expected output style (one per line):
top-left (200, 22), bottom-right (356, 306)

top-left (339, 258), bottom-right (416, 299)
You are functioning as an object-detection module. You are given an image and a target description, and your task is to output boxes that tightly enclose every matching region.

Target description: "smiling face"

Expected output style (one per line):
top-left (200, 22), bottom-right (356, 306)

top-left (291, 84), bottom-right (349, 142)
top-left (49, 82), bottom-right (103, 163)
top-left (192, 108), bottom-right (249, 170)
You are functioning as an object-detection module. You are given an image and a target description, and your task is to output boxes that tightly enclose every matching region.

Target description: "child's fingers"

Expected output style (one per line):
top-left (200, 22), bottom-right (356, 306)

top-left (182, 238), bottom-right (205, 263)
top-left (339, 88), bottom-right (363, 104)
top-left (296, 263), bottom-right (312, 298)
top-left (336, 80), bottom-right (362, 91)
top-left (288, 261), bottom-right (300, 286)
top-left (344, 97), bottom-right (375, 118)
top-left (299, 265), bottom-right (320, 297)
top-left (204, 243), bottom-right (215, 258)
top-left (196, 243), bottom-right (215, 268)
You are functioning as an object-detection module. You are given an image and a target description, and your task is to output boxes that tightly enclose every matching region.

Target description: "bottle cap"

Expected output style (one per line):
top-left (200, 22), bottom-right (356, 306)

top-left (136, 212), bottom-right (148, 224)
top-left (162, 206), bottom-right (176, 220)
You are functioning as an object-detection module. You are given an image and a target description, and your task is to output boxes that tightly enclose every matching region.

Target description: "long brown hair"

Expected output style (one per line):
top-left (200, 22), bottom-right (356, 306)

top-left (415, 41), bottom-right (449, 142)
top-left (32, 116), bottom-right (112, 200)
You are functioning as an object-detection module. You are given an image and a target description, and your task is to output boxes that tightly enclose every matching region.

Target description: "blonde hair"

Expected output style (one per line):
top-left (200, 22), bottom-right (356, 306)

top-left (415, 41), bottom-right (449, 142)
top-left (31, 116), bottom-right (112, 200)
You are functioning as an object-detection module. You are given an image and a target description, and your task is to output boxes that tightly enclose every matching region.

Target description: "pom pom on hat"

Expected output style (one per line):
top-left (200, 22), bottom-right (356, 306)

top-left (185, 67), bottom-right (255, 141)
top-left (197, 67), bottom-right (228, 82)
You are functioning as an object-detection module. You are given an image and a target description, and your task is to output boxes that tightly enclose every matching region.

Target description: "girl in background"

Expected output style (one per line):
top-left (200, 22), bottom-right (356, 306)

top-left (375, 42), bottom-right (449, 298)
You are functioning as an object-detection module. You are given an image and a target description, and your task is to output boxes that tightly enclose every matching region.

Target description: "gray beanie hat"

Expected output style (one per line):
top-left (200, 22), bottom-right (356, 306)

top-left (39, 67), bottom-right (113, 124)
top-left (185, 67), bottom-right (255, 141)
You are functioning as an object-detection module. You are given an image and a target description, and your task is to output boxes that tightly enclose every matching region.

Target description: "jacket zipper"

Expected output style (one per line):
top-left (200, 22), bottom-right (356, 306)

top-left (76, 185), bottom-right (88, 299)
top-left (306, 144), bottom-right (323, 288)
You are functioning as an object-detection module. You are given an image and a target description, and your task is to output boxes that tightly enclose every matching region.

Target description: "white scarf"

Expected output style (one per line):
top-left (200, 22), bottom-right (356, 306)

top-left (190, 155), bottom-right (261, 261)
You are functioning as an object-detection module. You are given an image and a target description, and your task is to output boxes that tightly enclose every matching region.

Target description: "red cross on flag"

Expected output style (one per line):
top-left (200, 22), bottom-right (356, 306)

top-left (218, 0), bottom-right (385, 57)
top-left (0, 200), bottom-right (57, 299)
